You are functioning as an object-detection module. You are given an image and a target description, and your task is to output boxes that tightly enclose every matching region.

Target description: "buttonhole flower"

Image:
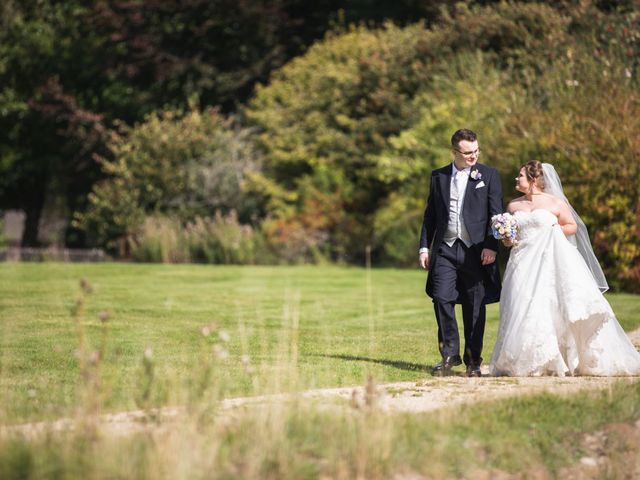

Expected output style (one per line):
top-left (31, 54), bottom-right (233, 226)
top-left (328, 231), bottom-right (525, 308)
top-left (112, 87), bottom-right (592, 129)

top-left (470, 169), bottom-right (482, 180)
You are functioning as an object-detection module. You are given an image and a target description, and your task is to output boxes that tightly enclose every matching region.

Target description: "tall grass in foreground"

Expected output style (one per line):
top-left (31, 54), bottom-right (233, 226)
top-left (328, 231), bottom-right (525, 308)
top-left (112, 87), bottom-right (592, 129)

top-left (1, 363), bottom-right (639, 478)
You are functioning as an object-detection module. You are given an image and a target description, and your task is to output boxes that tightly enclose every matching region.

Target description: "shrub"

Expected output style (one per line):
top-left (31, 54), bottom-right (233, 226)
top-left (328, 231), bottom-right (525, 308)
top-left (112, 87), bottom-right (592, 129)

top-left (77, 177), bottom-right (145, 256)
top-left (75, 106), bottom-right (262, 254)
top-left (130, 213), bottom-right (269, 265)
top-left (184, 212), bottom-right (266, 265)
top-left (130, 216), bottom-right (188, 264)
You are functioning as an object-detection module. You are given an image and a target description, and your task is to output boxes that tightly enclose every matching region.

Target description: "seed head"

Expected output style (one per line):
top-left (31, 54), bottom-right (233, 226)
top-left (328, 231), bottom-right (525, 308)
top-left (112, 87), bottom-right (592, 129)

top-left (89, 350), bottom-right (100, 365)
top-left (144, 347), bottom-right (153, 360)
top-left (212, 344), bottom-right (229, 360)
top-left (79, 278), bottom-right (93, 294)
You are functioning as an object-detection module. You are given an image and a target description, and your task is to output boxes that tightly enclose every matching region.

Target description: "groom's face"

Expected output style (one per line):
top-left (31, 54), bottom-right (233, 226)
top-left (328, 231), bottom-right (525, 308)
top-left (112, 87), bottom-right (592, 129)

top-left (453, 140), bottom-right (480, 169)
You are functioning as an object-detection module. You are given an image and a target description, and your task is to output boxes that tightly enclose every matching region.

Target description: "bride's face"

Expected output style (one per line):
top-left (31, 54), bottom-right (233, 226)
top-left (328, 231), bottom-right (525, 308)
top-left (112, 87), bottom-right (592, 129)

top-left (515, 168), bottom-right (530, 193)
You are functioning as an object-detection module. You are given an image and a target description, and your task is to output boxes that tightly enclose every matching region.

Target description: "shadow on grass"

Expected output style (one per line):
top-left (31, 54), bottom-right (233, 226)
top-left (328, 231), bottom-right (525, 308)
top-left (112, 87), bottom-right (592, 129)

top-left (312, 353), bottom-right (433, 373)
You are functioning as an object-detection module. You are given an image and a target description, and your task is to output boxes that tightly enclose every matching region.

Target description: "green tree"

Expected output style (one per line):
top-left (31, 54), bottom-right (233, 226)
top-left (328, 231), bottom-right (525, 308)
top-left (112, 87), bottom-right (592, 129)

top-left (246, 2), bottom-right (568, 262)
top-left (496, 42), bottom-right (640, 291)
top-left (0, 0), bottom-right (461, 247)
top-left (371, 52), bottom-right (521, 265)
top-left (0, 1), bottom-right (108, 246)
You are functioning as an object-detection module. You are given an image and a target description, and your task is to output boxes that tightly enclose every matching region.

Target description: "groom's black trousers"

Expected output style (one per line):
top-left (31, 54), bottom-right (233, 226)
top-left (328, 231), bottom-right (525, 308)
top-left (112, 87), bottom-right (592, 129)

top-left (431, 240), bottom-right (486, 364)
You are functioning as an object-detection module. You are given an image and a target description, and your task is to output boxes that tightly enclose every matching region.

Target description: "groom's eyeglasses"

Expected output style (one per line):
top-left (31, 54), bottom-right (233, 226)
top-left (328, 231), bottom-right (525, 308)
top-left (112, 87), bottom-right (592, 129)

top-left (454, 148), bottom-right (481, 157)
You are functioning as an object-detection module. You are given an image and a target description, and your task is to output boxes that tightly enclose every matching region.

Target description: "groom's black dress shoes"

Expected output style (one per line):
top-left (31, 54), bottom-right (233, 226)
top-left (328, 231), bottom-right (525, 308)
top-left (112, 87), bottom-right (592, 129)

top-left (466, 359), bottom-right (482, 377)
top-left (432, 355), bottom-right (462, 376)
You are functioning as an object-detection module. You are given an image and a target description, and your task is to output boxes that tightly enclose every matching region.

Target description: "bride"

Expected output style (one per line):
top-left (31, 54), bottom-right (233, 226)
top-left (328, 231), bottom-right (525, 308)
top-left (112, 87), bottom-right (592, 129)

top-left (489, 161), bottom-right (640, 376)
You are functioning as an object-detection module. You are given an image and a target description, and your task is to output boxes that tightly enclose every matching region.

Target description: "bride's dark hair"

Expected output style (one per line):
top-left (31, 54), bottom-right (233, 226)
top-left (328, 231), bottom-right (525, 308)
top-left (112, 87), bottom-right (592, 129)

top-left (522, 160), bottom-right (545, 190)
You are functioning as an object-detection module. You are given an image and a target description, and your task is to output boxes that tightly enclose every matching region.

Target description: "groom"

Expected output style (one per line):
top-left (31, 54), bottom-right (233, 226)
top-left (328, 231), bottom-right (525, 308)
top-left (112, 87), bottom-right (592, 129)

top-left (419, 129), bottom-right (502, 376)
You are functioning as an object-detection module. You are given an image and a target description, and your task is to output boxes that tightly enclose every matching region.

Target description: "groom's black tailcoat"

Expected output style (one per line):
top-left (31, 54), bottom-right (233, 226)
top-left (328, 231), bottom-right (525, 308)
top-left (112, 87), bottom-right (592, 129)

top-left (419, 162), bottom-right (502, 362)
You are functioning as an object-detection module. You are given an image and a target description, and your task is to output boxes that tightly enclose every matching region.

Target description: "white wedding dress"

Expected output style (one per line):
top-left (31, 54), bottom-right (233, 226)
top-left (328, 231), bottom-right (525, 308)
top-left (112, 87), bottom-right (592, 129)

top-left (490, 209), bottom-right (640, 376)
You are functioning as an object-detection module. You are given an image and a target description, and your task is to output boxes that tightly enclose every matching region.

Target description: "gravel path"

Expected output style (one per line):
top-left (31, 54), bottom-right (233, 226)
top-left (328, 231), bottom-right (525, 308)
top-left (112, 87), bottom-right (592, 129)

top-left (5, 329), bottom-right (640, 438)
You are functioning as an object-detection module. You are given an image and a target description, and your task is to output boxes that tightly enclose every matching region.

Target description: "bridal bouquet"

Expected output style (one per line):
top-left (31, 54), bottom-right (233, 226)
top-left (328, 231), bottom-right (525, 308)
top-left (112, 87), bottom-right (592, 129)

top-left (491, 213), bottom-right (519, 243)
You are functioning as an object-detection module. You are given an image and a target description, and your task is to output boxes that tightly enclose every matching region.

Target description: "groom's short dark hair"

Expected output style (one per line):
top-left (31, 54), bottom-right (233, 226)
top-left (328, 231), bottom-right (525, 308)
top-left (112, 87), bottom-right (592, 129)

top-left (451, 129), bottom-right (477, 148)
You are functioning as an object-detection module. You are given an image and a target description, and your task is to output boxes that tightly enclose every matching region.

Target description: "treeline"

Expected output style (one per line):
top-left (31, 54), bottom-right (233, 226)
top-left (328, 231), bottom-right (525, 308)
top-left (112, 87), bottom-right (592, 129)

top-left (1, 1), bottom-right (639, 291)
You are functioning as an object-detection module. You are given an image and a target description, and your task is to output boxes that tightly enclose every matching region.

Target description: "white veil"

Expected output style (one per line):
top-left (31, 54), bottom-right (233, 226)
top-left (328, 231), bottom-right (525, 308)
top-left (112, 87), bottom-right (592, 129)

top-left (542, 163), bottom-right (609, 292)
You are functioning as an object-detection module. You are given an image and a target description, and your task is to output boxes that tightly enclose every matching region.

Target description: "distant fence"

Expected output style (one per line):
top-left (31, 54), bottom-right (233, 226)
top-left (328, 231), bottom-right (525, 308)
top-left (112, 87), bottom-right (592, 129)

top-left (0, 247), bottom-right (108, 262)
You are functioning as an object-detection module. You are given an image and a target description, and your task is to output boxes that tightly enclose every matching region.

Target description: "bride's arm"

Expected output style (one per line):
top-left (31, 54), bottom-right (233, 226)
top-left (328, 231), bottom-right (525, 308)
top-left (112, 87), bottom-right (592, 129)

top-left (557, 201), bottom-right (577, 236)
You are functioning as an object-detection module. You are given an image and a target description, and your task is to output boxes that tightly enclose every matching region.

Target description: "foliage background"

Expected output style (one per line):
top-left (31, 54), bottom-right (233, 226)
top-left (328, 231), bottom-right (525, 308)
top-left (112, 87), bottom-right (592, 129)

top-left (1, 0), bottom-right (639, 290)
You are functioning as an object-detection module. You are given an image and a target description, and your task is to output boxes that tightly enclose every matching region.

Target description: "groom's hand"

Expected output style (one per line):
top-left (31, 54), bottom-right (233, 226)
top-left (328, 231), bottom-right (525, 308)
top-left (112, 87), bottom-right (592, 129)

top-left (419, 252), bottom-right (429, 270)
top-left (480, 248), bottom-right (497, 265)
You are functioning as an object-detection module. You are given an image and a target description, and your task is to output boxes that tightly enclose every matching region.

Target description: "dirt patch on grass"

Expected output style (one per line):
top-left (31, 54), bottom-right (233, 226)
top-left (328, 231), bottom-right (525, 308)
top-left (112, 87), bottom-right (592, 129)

top-left (350, 375), bottom-right (635, 413)
top-left (5, 329), bottom-right (640, 438)
top-left (5, 369), bottom-right (637, 439)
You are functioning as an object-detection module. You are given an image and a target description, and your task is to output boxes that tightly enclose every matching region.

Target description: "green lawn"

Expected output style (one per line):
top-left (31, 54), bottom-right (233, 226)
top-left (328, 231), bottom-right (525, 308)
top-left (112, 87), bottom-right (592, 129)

top-left (1, 262), bottom-right (640, 423)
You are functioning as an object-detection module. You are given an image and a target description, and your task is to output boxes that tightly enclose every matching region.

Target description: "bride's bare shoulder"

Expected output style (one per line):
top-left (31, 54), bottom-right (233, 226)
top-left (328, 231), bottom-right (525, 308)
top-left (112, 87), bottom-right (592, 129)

top-left (540, 193), bottom-right (565, 209)
top-left (507, 196), bottom-right (527, 213)
top-left (547, 193), bottom-right (573, 214)
top-left (548, 194), bottom-right (566, 206)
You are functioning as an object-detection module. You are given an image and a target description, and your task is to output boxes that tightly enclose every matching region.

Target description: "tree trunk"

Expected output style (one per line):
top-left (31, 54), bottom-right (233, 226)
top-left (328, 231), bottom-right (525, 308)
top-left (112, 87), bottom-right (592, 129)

top-left (21, 191), bottom-right (45, 247)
